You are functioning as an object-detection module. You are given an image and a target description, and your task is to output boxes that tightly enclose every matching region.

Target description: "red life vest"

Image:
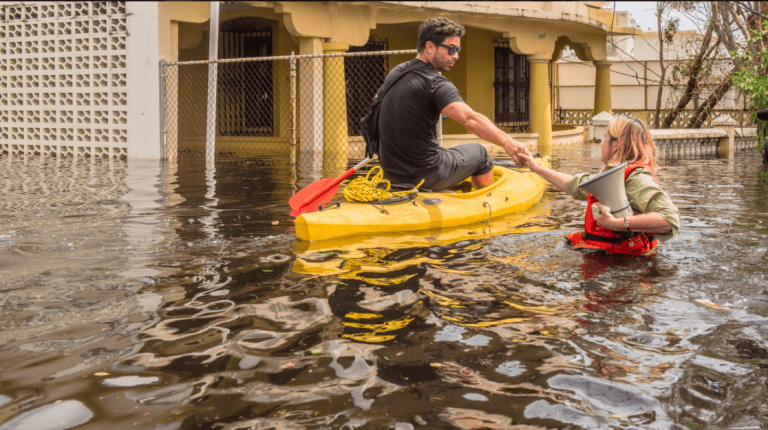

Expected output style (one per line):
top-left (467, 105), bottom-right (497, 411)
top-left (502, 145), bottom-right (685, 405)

top-left (566, 164), bottom-right (658, 255)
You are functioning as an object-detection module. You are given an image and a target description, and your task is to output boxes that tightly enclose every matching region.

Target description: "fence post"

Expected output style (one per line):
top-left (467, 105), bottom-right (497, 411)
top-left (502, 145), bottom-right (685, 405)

top-left (555, 62), bottom-right (560, 119)
top-left (290, 52), bottom-right (297, 165)
top-left (205, 63), bottom-right (218, 160)
top-left (205, 2), bottom-right (219, 163)
top-left (159, 60), bottom-right (167, 161)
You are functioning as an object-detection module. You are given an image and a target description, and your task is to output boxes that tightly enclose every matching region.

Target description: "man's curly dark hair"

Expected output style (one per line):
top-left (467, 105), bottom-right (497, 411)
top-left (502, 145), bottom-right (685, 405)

top-left (417, 17), bottom-right (466, 53)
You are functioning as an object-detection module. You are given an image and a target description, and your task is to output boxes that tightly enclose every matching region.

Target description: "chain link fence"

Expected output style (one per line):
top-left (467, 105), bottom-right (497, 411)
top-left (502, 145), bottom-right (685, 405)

top-left (554, 58), bottom-right (749, 128)
top-left (161, 50), bottom-right (416, 169)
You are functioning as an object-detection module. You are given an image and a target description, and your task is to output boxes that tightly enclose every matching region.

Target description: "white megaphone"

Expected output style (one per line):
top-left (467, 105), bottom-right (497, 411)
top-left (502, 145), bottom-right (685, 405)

top-left (578, 162), bottom-right (633, 219)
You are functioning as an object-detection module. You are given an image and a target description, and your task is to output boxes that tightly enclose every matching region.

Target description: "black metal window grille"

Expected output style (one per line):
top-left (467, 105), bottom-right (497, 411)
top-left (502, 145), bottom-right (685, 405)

top-left (218, 17), bottom-right (275, 136)
top-left (345, 36), bottom-right (389, 136)
top-left (493, 38), bottom-right (529, 132)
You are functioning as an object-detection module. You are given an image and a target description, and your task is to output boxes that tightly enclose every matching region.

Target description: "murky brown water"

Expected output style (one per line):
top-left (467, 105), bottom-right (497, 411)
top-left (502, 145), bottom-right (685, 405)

top-left (1, 147), bottom-right (767, 430)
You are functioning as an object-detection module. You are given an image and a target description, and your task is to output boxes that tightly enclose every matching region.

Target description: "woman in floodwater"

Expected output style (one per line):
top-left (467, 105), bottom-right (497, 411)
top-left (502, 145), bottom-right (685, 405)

top-left (521, 115), bottom-right (680, 255)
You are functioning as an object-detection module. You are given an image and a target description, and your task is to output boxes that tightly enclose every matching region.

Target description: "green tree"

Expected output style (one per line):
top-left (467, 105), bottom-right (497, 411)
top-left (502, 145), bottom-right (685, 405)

top-left (730, 17), bottom-right (768, 164)
top-left (659, 2), bottom-right (765, 130)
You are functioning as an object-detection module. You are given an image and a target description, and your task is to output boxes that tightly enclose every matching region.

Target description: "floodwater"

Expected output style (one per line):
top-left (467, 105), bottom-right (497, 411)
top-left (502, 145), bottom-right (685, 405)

top-left (1, 146), bottom-right (767, 430)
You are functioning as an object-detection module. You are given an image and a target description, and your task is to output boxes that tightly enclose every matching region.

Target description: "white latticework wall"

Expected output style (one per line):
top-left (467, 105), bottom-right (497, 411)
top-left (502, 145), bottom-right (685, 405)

top-left (0, 1), bottom-right (128, 158)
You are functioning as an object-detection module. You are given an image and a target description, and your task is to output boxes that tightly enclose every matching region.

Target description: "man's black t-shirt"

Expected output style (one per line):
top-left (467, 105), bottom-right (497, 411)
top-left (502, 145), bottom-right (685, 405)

top-left (378, 59), bottom-right (464, 185)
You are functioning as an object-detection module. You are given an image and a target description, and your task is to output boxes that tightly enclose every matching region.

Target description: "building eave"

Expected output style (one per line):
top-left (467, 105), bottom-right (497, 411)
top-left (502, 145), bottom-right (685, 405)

top-left (377, 1), bottom-right (642, 35)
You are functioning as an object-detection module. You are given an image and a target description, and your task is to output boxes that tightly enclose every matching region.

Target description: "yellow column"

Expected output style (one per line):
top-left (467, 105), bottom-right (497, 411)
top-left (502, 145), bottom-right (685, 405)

top-left (322, 42), bottom-right (349, 176)
top-left (594, 60), bottom-right (613, 115)
top-left (528, 57), bottom-right (553, 156)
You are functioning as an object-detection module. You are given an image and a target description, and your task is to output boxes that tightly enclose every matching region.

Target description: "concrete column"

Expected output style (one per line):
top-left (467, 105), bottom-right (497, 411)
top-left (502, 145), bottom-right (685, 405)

top-left (712, 114), bottom-right (736, 159)
top-left (126, 2), bottom-right (161, 159)
top-left (593, 61), bottom-right (613, 115)
top-left (299, 37), bottom-right (324, 165)
top-left (162, 21), bottom-right (179, 161)
top-left (527, 57), bottom-right (553, 156)
top-left (322, 42), bottom-right (349, 175)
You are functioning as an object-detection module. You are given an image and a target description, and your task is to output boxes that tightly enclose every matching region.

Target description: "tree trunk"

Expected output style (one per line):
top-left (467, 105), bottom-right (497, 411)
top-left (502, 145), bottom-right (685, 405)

top-left (654, 4), bottom-right (665, 129)
top-left (654, 67), bottom-right (666, 128)
top-left (686, 69), bottom-right (736, 128)
top-left (662, 22), bottom-right (714, 128)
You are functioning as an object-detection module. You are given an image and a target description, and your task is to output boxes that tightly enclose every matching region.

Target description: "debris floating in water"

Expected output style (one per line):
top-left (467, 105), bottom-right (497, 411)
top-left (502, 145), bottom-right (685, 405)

top-left (697, 300), bottom-right (730, 310)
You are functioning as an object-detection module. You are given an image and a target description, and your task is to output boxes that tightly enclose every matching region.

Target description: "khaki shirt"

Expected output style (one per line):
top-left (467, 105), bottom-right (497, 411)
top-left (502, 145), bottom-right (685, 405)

top-left (564, 169), bottom-right (680, 242)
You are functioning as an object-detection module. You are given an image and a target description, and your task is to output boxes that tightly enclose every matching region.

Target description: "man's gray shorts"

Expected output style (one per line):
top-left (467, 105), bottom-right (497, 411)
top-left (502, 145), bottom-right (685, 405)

top-left (419, 143), bottom-right (493, 190)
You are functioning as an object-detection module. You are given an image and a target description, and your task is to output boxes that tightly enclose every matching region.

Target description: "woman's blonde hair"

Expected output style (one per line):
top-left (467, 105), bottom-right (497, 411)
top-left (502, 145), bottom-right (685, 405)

top-left (607, 116), bottom-right (658, 177)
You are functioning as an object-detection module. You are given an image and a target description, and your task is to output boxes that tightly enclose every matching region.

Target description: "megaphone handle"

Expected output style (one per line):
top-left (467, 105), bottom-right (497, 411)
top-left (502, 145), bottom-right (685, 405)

top-left (610, 200), bottom-right (633, 216)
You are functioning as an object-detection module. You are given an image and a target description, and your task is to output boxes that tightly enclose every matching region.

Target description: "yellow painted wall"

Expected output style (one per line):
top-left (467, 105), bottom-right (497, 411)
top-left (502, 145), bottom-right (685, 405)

top-left (177, 32), bottom-right (209, 148)
top-left (370, 24), bottom-right (419, 53)
top-left (447, 27), bottom-right (496, 135)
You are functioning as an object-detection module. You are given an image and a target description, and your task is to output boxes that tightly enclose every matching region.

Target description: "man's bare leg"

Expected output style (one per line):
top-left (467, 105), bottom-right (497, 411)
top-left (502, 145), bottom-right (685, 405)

top-left (471, 171), bottom-right (494, 189)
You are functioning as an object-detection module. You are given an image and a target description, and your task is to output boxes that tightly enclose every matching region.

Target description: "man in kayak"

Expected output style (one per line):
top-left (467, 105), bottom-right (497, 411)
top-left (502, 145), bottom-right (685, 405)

top-left (377, 17), bottom-right (532, 191)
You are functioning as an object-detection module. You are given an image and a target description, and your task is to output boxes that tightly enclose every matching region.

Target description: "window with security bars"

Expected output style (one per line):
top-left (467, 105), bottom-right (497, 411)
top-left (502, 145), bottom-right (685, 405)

top-left (494, 39), bottom-right (529, 132)
top-left (218, 17), bottom-right (275, 136)
top-left (345, 36), bottom-right (389, 136)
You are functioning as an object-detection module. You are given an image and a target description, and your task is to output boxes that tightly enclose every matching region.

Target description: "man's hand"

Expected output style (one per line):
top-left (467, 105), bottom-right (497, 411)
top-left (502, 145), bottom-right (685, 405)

top-left (502, 137), bottom-right (532, 165)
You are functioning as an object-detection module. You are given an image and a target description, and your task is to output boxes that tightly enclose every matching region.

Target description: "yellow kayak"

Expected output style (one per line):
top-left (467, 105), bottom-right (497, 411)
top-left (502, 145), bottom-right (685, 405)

top-left (293, 200), bottom-right (552, 257)
top-left (294, 159), bottom-right (549, 242)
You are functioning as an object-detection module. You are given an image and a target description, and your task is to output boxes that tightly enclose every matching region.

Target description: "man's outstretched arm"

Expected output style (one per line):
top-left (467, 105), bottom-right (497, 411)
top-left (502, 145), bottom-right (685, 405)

top-left (442, 101), bottom-right (532, 164)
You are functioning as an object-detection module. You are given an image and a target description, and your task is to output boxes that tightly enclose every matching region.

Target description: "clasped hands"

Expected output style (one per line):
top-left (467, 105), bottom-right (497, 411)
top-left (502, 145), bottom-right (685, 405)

top-left (502, 138), bottom-right (533, 166)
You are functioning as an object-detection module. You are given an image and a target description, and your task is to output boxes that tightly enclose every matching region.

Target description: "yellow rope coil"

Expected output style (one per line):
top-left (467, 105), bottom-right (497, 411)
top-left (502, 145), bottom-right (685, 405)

top-left (343, 166), bottom-right (423, 203)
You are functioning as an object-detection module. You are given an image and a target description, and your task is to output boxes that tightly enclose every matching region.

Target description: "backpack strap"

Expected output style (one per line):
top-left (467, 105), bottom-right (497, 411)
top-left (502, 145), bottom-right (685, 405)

top-left (362, 59), bottom-right (423, 158)
top-left (376, 59), bottom-right (423, 100)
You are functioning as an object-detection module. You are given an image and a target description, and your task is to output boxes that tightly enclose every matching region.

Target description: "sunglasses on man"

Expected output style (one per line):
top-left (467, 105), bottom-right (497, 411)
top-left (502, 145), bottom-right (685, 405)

top-left (436, 43), bottom-right (461, 55)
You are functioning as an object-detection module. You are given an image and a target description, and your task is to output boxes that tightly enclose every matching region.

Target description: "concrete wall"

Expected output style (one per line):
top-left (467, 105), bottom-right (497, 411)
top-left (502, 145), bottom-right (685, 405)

top-left (127, 2), bottom-right (161, 159)
top-left (1, 2), bottom-right (131, 159)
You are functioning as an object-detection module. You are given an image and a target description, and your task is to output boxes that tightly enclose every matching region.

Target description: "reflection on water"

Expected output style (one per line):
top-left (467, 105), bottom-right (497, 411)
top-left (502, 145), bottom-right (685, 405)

top-left (1, 149), bottom-right (767, 429)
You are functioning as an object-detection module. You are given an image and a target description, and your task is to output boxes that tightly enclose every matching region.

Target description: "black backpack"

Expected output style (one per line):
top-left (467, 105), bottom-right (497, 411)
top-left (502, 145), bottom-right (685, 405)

top-left (361, 60), bottom-right (421, 159)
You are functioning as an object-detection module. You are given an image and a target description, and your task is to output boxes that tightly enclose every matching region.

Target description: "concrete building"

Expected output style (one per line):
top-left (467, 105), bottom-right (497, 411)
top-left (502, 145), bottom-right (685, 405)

top-left (0, 1), bottom-right (638, 160)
